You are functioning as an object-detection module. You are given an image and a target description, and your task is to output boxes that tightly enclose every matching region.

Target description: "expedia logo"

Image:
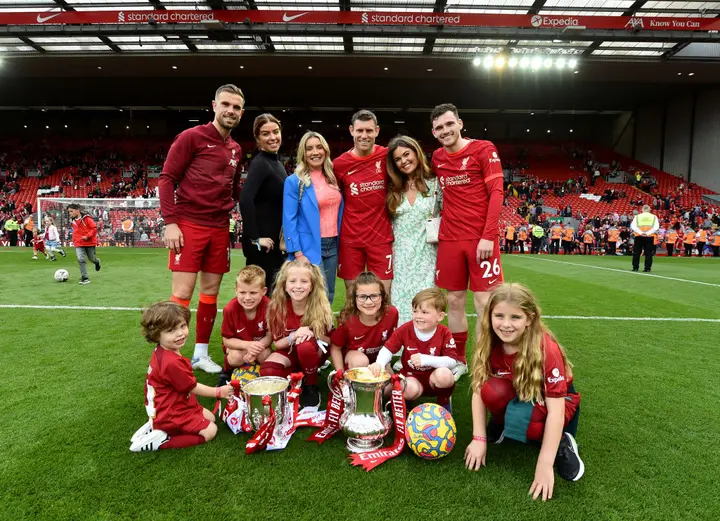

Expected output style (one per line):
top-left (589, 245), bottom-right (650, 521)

top-left (361, 12), bottom-right (368, 24)
top-left (531, 15), bottom-right (579, 28)
top-left (118, 11), bottom-right (125, 22)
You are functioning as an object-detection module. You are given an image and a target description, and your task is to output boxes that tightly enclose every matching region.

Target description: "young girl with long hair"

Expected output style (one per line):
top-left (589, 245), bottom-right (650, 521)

top-left (259, 259), bottom-right (334, 408)
top-left (329, 271), bottom-right (398, 371)
top-left (465, 283), bottom-right (584, 501)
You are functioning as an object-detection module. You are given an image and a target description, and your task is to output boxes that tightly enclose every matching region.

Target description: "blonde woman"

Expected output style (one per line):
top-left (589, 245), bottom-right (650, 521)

top-left (282, 131), bottom-right (343, 303)
top-left (386, 135), bottom-right (440, 325)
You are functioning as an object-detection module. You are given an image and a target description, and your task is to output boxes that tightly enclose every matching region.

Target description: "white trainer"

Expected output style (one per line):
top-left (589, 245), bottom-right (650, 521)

top-left (452, 362), bottom-right (469, 382)
top-left (191, 355), bottom-right (222, 374)
top-left (130, 421), bottom-right (152, 443)
top-left (129, 429), bottom-right (168, 452)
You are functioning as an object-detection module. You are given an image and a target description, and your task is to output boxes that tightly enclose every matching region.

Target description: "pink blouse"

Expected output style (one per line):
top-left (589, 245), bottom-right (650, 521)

top-left (310, 170), bottom-right (341, 238)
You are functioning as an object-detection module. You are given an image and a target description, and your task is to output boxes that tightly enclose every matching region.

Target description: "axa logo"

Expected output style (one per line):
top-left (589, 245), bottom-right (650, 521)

top-left (460, 157), bottom-right (469, 171)
top-left (625, 17), bottom-right (644, 30)
top-left (350, 182), bottom-right (359, 196)
top-left (361, 12), bottom-right (369, 24)
top-left (118, 11), bottom-right (125, 22)
top-left (375, 160), bottom-right (382, 174)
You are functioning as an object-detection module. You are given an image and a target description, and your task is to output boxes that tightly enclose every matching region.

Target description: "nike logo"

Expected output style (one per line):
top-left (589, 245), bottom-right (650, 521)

top-left (207, 144), bottom-right (216, 148)
top-left (347, 169), bottom-right (358, 176)
top-left (37, 12), bottom-right (62, 23)
top-left (488, 278), bottom-right (499, 285)
top-left (407, 347), bottom-right (418, 351)
top-left (497, 371), bottom-right (511, 376)
top-left (236, 328), bottom-right (245, 333)
top-left (436, 163), bottom-right (446, 168)
top-left (282, 12), bottom-right (309, 22)
top-left (353, 335), bottom-right (365, 340)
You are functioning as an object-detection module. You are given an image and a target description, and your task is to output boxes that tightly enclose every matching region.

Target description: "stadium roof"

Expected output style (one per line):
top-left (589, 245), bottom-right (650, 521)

top-left (0, 1), bottom-right (719, 60)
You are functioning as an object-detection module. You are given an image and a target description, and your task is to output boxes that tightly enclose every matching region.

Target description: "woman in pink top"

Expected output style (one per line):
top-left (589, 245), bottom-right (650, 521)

top-left (282, 131), bottom-right (344, 303)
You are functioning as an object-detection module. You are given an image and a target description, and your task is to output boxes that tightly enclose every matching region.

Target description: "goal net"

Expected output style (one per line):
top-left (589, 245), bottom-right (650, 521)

top-left (36, 197), bottom-right (164, 248)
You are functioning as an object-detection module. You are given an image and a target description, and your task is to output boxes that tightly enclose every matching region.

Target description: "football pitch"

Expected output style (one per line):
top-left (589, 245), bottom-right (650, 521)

top-left (1, 248), bottom-right (719, 521)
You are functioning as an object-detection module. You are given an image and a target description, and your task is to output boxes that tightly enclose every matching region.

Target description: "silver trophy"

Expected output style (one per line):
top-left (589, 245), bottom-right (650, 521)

top-left (330, 367), bottom-right (397, 453)
top-left (241, 376), bottom-right (289, 431)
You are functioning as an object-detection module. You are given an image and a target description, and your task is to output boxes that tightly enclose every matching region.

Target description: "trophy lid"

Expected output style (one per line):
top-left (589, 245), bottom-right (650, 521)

top-left (345, 367), bottom-right (391, 384)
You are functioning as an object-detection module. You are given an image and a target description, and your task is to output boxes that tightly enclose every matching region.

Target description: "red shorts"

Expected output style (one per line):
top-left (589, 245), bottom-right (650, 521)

top-left (272, 342), bottom-right (328, 369)
top-left (168, 220), bottom-right (230, 274)
top-left (435, 238), bottom-right (504, 292)
top-left (154, 408), bottom-right (210, 436)
top-left (338, 241), bottom-right (393, 280)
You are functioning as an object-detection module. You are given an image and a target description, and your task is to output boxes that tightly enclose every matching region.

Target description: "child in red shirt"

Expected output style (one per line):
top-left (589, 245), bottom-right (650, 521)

top-left (464, 283), bottom-right (584, 501)
top-left (330, 271), bottom-right (398, 371)
top-left (130, 301), bottom-right (233, 452)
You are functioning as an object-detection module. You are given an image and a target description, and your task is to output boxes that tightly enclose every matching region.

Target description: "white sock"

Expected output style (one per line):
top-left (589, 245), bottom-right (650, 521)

top-left (193, 343), bottom-right (209, 359)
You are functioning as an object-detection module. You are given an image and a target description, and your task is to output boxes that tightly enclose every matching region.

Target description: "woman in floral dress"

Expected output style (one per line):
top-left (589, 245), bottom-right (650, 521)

top-left (386, 135), bottom-right (442, 325)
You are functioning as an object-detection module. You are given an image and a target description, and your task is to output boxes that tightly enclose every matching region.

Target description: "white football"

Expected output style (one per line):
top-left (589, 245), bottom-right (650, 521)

top-left (54, 269), bottom-right (69, 282)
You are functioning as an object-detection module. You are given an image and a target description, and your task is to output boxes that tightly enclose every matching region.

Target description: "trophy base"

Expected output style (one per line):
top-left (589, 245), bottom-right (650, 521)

top-left (346, 437), bottom-right (383, 454)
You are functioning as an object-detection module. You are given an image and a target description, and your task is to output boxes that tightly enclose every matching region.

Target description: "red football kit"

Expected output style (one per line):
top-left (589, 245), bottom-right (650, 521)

top-left (331, 306), bottom-right (399, 364)
top-left (487, 333), bottom-right (580, 439)
top-left (432, 139), bottom-right (505, 292)
top-left (333, 145), bottom-right (394, 280)
top-left (144, 347), bottom-right (209, 435)
top-left (32, 236), bottom-right (45, 253)
top-left (221, 296), bottom-right (270, 371)
top-left (159, 122), bottom-right (242, 274)
top-left (384, 321), bottom-right (457, 392)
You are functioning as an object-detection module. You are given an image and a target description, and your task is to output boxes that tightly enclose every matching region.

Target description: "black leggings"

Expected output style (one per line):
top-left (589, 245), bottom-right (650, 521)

top-left (243, 241), bottom-right (286, 294)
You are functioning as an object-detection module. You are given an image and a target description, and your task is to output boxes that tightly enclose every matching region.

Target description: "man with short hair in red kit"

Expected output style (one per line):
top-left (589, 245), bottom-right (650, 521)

top-left (333, 110), bottom-right (394, 295)
top-left (430, 103), bottom-right (505, 381)
top-left (159, 84), bottom-right (245, 374)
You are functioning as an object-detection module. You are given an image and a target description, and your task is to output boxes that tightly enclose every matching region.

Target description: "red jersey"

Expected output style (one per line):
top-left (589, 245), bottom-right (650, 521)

top-left (333, 145), bottom-right (394, 246)
top-left (144, 346), bottom-right (201, 430)
top-left (70, 214), bottom-right (97, 247)
top-left (432, 140), bottom-right (505, 241)
top-left (331, 306), bottom-right (399, 357)
top-left (159, 122), bottom-right (242, 229)
top-left (32, 236), bottom-right (45, 250)
top-left (489, 332), bottom-right (572, 399)
top-left (384, 322), bottom-right (456, 377)
top-left (272, 300), bottom-right (305, 342)
top-left (221, 296), bottom-right (270, 343)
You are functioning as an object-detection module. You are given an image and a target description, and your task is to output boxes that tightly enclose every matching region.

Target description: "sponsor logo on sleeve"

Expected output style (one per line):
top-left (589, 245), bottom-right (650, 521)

top-left (547, 367), bottom-right (565, 384)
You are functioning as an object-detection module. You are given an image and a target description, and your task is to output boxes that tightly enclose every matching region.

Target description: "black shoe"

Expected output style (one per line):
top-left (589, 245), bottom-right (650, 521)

top-left (299, 384), bottom-right (321, 409)
top-left (79, 278), bottom-right (90, 285)
top-left (644, 268), bottom-right (651, 272)
top-left (555, 432), bottom-right (585, 481)
top-left (216, 370), bottom-right (231, 387)
top-left (95, 258), bottom-right (101, 272)
top-left (632, 268), bottom-right (638, 272)
top-left (59, 250), bottom-right (66, 257)
top-left (487, 418), bottom-right (505, 444)
top-left (49, 256), bottom-right (57, 261)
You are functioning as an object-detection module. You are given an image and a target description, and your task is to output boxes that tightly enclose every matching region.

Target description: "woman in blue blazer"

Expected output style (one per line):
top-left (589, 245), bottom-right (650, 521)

top-left (283, 131), bottom-right (343, 303)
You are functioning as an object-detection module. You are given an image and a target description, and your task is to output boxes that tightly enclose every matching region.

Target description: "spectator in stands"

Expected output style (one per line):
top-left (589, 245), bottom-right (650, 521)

top-left (240, 113), bottom-right (286, 293)
top-left (282, 131), bottom-right (343, 304)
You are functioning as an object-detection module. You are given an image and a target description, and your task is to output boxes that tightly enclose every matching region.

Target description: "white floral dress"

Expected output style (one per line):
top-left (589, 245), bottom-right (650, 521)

top-left (391, 178), bottom-right (442, 325)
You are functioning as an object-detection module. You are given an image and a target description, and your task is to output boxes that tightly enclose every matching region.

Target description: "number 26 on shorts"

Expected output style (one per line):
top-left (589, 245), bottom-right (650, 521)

top-left (480, 258), bottom-right (501, 279)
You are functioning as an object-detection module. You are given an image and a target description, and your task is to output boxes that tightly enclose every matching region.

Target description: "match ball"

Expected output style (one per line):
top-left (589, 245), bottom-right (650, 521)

top-left (405, 403), bottom-right (456, 460)
top-left (230, 363), bottom-right (261, 387)
top-left (54, 269), bottom-right (69, 282)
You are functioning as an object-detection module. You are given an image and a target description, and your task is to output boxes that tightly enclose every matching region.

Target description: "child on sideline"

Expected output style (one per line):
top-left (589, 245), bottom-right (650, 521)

top-left (130, 301), bottom-right (233, 452)
top-left (330, 271), bottom-right (398, 371)
top-left (368, 288), bottom-right (457, 409)
top-left (218, 265), bottom-right (273, 386)
top-left (259, 259), bottom-right (334, 408)
top-left (464, 283), bottom-right (583, 501)
top-left (31, 229), bottom-right (49, 260)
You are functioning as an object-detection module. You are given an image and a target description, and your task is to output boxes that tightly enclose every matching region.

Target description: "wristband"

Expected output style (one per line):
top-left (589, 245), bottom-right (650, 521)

top-left (473, 435), bottom-right (487, 443)
top-left (215, 386), bottom-right (221, 399)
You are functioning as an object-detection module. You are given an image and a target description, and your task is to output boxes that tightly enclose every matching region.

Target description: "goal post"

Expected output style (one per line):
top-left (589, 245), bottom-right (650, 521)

top-left (36, 197), bottom-right (164, 248)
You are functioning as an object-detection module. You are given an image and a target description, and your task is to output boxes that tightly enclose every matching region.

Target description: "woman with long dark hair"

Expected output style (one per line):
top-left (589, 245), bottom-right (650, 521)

top-left (240, 113), bottom-right (286, 292)
top-left (386, 135), bottom-right (441, 325)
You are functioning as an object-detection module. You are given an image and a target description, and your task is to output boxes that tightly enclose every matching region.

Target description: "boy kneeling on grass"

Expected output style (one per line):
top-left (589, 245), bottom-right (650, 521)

top-left (130, 301), bottom-right (233, 452)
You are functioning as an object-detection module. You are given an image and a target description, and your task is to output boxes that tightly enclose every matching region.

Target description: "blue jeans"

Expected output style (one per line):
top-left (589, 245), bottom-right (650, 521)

top-left (321, 236), bottom-right (339, 304)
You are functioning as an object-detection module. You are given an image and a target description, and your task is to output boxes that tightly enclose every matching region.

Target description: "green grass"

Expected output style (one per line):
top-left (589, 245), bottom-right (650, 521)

top-left (1, 247), bottom-right (719, 520)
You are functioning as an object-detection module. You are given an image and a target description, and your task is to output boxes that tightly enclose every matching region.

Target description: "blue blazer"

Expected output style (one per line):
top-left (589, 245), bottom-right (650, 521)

top-left (282, 174), bottom-right (343, 265)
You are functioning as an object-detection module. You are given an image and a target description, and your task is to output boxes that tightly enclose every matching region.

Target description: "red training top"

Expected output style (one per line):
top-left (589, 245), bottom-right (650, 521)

top-left (71, 214), bottom-right (98, 247)
top-left (159, 122), bottom-right (243, 229)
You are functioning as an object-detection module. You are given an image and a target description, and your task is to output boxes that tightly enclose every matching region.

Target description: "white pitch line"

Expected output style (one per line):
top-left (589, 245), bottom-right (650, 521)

top-left (522, 256), bottom-right (720, 288)
top-left (0, 304), bottom-right (718, 322)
